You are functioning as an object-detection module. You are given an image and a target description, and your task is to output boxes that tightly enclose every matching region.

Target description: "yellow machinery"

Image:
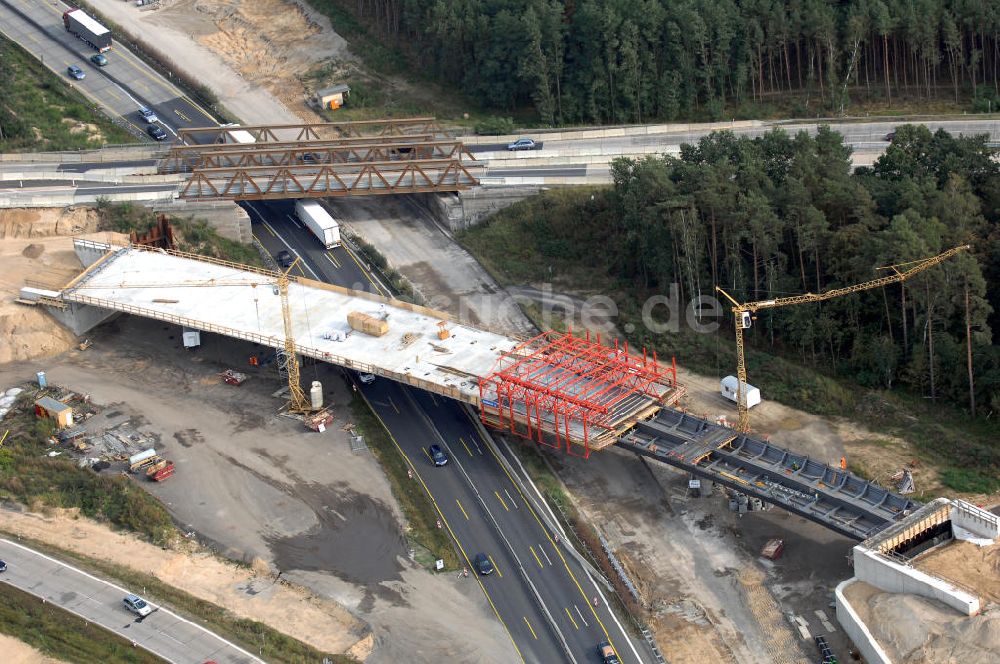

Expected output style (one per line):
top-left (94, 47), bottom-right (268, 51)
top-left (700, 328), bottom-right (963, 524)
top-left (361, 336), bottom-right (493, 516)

top-left (716, 245), bottom-right (970, 432)
top-left (76, 257), bottom-right (312, 414)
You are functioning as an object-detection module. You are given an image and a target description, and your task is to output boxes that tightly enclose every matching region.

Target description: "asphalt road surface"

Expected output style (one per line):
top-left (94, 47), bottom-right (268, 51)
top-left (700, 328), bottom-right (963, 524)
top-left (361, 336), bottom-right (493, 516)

top-left (246, 200), bottom-right (645, 663)
top-left (0, 0), bottom-right (216, 140)
top-left (0, 537), bottom-right (262, 664)
top-left (469, 118), bottom-right (1000, 155)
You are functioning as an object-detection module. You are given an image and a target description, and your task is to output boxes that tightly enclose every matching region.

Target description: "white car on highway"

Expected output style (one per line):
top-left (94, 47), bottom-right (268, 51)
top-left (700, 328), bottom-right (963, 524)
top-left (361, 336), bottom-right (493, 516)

top-left (506, 137), bottom-right (537, 151)
top-left (123, 593), bottom-right (153, 617)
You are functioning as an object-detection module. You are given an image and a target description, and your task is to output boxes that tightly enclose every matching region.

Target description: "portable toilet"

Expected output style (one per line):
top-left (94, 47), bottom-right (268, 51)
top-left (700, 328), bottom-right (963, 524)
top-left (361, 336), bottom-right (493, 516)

top-left (720, 375), bottom-right (761, 408)
top-left (34, 396), bottom-right (74, 429)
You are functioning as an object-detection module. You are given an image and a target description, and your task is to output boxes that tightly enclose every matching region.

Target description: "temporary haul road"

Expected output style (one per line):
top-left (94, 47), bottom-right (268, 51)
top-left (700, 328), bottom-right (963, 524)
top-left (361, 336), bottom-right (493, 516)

top-left (0, 538), bottom-right (261, 664)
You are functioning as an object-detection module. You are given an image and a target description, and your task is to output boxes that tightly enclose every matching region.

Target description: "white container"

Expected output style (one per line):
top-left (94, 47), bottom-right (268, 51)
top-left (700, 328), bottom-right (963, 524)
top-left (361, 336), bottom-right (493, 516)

top-left (295, 200), bottom-right (341, 248)
top-left (720, 375), bottom-right (761, 408)
top-left (36, 371), bottom-right (47, 388)
top-left (182, 328), bottom-right (201, 348)
top-left (310, 380), bottom-right (323, 410)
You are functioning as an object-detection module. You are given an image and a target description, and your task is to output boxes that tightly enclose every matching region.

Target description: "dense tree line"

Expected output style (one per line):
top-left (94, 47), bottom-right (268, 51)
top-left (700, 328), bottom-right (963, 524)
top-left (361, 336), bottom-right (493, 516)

top-left (346, 0), bottom-right (1000, 121)
top-left (552, 126), bottom-right (996, 419)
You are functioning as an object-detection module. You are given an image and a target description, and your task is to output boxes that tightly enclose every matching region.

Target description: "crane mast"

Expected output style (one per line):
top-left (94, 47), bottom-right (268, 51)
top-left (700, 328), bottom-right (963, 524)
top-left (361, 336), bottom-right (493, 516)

top-left (717, 245), bottom-right (970, 432)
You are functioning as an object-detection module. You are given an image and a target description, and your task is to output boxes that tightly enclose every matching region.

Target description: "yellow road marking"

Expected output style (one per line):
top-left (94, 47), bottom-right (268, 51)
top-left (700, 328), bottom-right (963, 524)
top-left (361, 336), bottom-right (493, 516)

top-left (173, 108), bottom-right (191, 123)
top-left (460, 438), bottom-right (474, 457)
top-left (264, 224), bottom-right (276, 237)
top-left (456, 499), bottom-right (469, 520)
top-left (529, 545), bottom-right (543, 568)
top-left (564, 606), bottom-right (579, 630)
top-left (465, 408), bottom-right (621, 652)
top-left (363, 401), bottom-right (524, 662)
top-left (422, 447), bottom-right (432, 462)
top-left (325, 251), bottom-right (341, 268)
top-left (523, 616), bottom-right (538, 640)
top-left (494, 490), bottom-right (509, 512)
top-left (342, 242), bottom-right (386, 296)
top-left (488, 555), bottom-right (502, 577)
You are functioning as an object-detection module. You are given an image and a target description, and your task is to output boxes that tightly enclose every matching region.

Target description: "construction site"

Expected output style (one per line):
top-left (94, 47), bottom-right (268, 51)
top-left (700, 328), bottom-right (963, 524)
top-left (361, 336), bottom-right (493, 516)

top-left (0, 0), bottom-right (997, 659)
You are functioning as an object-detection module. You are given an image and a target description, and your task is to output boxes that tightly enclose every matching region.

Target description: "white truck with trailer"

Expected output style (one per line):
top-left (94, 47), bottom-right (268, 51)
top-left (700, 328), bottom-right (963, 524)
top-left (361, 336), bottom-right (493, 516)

top-left (295, 200), bottom-right (341, 249)
top-left (63, 9), bottom-right (112, 53)
top-left (219, 123), bottom-right (257, 144)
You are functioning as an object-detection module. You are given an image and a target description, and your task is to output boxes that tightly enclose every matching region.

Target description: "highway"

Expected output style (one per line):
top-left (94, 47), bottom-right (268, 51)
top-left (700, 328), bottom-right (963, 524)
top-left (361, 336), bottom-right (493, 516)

top-left (245, 199), bottom-right (645, 663)
top-left (0, 537), bottom-right (261, 664)
top-left (0, 0), bottom-right (216, 140)
top-left (469, 118), bottom-right (1000, 154)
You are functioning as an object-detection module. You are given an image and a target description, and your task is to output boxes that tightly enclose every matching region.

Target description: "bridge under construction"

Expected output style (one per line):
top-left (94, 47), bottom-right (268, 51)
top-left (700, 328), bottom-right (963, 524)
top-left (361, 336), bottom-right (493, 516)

top-left (42, 240), bottom-right (918, 540)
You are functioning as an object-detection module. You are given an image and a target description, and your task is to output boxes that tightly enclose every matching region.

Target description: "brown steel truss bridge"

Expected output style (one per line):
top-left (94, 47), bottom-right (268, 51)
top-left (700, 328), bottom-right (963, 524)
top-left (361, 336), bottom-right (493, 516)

top-left (176, 117), bottom-right (445, 144)
top-left (168, 118), bottom-right (480, 200)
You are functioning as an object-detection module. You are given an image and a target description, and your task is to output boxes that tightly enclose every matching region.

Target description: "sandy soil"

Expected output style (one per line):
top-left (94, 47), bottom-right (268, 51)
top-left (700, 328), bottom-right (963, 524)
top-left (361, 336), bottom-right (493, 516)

top-left (85, 0), bottom-right (302, 125)
top-left (915, 540), bottom-right (1000, 604)
top-left (0, 634), bottom-right (70, 664)
top-left (0, 313), bottom-right (517, 663)
top-left (545, 444), bottom-right (817, 664)
top-left (0, 208), bottom-right (109, 364)
top-left (0, 507), bottom-right (369, 656)
top-left (844, 580), bottom-right (1000, 662)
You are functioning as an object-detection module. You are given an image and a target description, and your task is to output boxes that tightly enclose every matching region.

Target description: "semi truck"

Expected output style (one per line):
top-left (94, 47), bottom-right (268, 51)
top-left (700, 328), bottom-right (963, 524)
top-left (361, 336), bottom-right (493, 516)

top-left (296, 200), bottom-right (341, 248)
top-left (219, 123), bottom-right (257, 144)
top-left (63, 9), bottom-right (112, 53)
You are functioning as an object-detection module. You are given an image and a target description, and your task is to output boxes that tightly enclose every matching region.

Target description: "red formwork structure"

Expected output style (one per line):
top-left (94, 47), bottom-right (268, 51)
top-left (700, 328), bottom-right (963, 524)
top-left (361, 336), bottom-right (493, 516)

top-left (478, 329), bottom-right (678, 458)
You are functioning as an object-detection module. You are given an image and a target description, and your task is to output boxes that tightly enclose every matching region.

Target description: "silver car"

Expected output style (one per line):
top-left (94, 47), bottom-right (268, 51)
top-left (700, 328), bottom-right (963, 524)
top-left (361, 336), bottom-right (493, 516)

top-left (123, 594), bottom-right (152, 617)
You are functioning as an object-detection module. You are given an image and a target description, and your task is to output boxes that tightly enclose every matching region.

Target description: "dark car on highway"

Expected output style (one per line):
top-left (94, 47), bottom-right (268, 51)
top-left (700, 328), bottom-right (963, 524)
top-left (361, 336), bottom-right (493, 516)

top-left (146, 124), bottom-right (167, 141)
top-left (429, 444), bottom-right (448, 467)
top-left (67, 65), bottom-right (85, 80)
top-left (598, 640), bottom-right (621, 664)
top-left (473, 553), bottom-right (494, 575)
top-left (90, 53), bottom-right (108, 67)
top-left (0, 560), bottom-right (7, 573)
top-left (276, 250), bottom-right (294, 268)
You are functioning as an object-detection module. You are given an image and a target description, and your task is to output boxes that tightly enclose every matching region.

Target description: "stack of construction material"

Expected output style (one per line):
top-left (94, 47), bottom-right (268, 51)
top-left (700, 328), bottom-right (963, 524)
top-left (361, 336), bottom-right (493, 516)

top-left (348, 311), bottom-right (388, 337)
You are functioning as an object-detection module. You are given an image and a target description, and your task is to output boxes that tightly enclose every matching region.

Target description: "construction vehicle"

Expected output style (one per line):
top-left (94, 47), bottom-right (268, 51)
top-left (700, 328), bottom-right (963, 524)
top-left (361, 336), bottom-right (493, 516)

top-left (716, 245), bottom-right (969, 432)
top-left (63, 9), bottom-right (112, 53)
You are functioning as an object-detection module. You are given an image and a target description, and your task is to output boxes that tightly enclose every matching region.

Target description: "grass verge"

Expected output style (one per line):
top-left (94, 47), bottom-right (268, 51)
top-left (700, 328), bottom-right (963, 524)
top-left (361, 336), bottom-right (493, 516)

top-left (512, 440), bottom-right (647, 630)
top-left (0, 529), bottom-right (355, 664)
top-left (456, 189), bottom-right (1000, 496)
top-left (0, 390), bottom-right (175, 544)
top-left (0, 582), bottom-right (163, 663)
top-left (71, 0), bottom-right (235, 123)
top-left (0, 35), bottom-right (136, 152)
top-left (349, 394), bottom-right (459, 569)
top-left (95, 200), bottom-right (264, 267)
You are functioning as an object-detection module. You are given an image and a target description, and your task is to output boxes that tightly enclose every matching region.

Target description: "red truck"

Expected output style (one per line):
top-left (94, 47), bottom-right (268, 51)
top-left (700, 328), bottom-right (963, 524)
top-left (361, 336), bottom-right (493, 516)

top-left (63, 9), bottom-right (112, 53)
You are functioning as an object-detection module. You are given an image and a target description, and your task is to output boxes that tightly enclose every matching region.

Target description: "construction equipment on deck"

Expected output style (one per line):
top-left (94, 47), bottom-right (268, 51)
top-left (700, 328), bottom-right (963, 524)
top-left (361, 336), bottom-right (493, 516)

top-left (716, 245), bottom-right (970, 432)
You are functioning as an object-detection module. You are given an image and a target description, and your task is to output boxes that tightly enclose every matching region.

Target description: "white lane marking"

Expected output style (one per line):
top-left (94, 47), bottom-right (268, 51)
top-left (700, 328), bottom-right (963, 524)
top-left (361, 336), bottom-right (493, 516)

top-left (539, 545), bottom-right (553, 566)
top-left (505, 488), bottom-right (518, 508)
top-left (286, 213), bottom-right (302, 228)
top-left (575, 604), bottom-right (589, 628)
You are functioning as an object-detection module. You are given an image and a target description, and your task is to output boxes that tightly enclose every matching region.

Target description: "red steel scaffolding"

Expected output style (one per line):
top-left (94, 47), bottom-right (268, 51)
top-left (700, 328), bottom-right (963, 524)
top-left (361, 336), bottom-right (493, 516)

top-left (478, 329), bottom-right (678, 458)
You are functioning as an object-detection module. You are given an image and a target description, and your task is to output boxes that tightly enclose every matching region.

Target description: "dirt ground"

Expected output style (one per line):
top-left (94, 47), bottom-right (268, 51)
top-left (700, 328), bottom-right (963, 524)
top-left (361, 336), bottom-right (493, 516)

top-left (328, 196), bottom-right (537, 337)
top-left (0, 313), bottom-right (516, 663)
top-left (916, 540), bottom-right (1000, 604)
top-left (844, 580), bottom-right (1000, 662)
top-left (0, 634), bottom-right (70, 664)
top-left (0, 507), bottom-right (370, 657)
top-left (0, 208), bottom-right (112, 364)
top-left (544, 441), bottom-right (853, 663)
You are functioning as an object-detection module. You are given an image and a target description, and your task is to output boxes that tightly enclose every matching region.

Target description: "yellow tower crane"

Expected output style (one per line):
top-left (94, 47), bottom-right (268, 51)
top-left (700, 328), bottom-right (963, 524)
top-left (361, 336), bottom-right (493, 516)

top-left (74, 257), bottom-right (312, 414)
top-left (716, 245), bottom-right (970, 432)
